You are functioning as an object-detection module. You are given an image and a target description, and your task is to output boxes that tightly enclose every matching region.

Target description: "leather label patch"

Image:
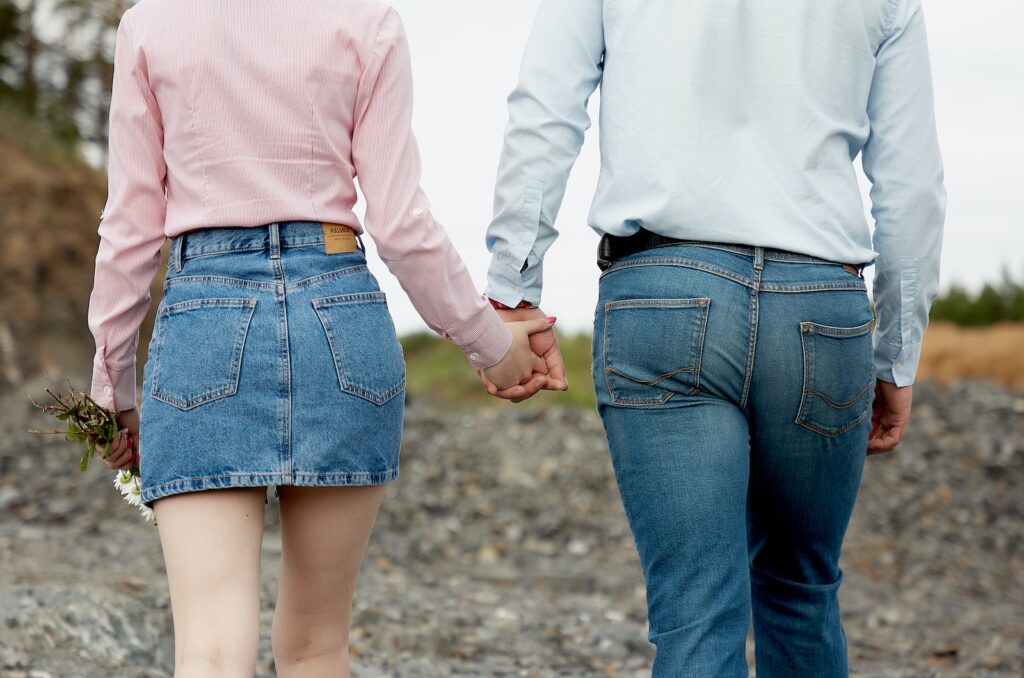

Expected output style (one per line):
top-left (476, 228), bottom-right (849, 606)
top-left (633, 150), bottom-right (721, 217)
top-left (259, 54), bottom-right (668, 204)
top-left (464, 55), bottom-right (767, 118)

top-left (322, 223), bottom-right (358, 254)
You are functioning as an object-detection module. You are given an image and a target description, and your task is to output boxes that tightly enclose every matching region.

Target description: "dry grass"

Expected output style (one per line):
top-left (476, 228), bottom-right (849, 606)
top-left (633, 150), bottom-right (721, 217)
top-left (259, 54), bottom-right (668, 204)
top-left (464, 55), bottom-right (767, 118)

top-left (918, 322), bottom-right (1024, 388)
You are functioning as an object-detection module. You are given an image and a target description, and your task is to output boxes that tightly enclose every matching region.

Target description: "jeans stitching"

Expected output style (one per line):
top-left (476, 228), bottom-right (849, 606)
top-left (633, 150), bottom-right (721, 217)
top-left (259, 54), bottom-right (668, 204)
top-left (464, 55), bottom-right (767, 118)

top-left (311, 294), bottom-right (405, 406)
top-left (602, 298), bottom-right (711, 407)
top-left (795, 319), bottom-right (875, 437)
top-left (151, 298), bottom-right (258, 410)
top-left (166, 275), bottom-right (279, 291)
top-left (286, 264), bottom-right (371, 292)
top-left (601, 258), bottom-right (753, 288)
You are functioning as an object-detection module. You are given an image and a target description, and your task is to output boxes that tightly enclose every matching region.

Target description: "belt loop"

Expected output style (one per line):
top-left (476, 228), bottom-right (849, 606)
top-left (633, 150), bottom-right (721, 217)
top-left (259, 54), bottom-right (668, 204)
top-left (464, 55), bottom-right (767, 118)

top-left (268, 222), bottom-right (281, 260)
top-left (753, 246), bottom-right (765, 271)
top-left (171, 233), bottom-right (184, 272)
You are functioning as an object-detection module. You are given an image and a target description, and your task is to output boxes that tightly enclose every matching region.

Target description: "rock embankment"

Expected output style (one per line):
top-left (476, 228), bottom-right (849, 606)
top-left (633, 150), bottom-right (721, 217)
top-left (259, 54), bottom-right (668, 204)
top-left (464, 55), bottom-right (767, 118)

top-left (1, 377), bottom-right (1022, 677)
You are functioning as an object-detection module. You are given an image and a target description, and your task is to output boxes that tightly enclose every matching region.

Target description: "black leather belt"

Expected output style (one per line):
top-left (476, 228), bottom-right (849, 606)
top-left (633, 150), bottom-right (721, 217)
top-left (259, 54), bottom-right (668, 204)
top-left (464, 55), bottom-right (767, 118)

top-left (596, 228), bottom-right (864, 278)
top-left (597, 229), bottom-right (693, 271)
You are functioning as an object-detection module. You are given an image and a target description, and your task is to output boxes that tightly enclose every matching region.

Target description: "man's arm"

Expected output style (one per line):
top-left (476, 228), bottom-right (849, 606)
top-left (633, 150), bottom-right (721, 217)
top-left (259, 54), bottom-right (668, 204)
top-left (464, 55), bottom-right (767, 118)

top-left (861, 0), bottom-right (946, 452)
top-left (485, 0), bottom-right (605, 309)
top-left (862, 0), bottom-right (946, 388)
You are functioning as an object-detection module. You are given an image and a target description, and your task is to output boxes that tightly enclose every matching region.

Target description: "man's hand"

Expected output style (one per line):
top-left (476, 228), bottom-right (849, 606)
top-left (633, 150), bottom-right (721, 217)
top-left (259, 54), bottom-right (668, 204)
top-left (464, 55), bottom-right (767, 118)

top-left (480, 317), bottom-right (554, 393)
top-left (867, 380), bottom-right (913, 455)
top-left (482, 306), bottom-right (569, 403)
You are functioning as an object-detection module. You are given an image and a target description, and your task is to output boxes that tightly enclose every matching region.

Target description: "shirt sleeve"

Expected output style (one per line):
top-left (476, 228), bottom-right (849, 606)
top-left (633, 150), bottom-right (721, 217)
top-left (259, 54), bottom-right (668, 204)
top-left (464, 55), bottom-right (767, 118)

top-left (484, 0), bottom-right (605, 308)
top-left (862, 0), bottom-right (946, 387)
top-left (351, 9), bottom-right (512, 370)
top-left (87, 9), bottom-right (168, 412)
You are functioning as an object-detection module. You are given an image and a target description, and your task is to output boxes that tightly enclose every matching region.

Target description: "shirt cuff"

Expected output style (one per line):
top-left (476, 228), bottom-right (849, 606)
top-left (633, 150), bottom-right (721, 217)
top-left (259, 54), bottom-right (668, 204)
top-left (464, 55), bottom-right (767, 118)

top-left (485, 261), bottom-right (542, 309)
top-left (91, 354), bottom-right (138, 412)
top-left (873, 343), bottom-right (920, 387)
top-left (455, 300), bottom-right (515, 370)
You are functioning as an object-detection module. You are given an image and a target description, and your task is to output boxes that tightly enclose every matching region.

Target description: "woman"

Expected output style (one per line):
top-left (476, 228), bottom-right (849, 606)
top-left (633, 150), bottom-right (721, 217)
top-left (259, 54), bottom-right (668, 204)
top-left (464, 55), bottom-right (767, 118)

top-left (483, 0), bottom-right (945, 675)
top-left (87, 1), bottom-right (549, 675)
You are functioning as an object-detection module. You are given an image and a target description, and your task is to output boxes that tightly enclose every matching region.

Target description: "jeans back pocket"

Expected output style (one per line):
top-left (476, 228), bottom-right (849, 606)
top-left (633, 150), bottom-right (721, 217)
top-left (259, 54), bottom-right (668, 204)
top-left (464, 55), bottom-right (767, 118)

top-left (796, 319), bottom-right (875, 437)
top-left (151, 297), bottom-right (258, 410)
top-left (311, 291), bottom-right (406, 405)
top-left (602, 297), bottom-right (711, 406)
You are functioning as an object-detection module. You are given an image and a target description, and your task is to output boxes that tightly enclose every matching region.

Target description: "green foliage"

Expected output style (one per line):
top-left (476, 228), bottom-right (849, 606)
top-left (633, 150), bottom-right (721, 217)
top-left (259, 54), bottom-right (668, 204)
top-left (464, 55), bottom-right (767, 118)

top-left (931, 271), bottom-right (1024, 326)
top-left (401, 332), bottom-right (598, 410)
top-left (30, 381), bottom-right (124, 473)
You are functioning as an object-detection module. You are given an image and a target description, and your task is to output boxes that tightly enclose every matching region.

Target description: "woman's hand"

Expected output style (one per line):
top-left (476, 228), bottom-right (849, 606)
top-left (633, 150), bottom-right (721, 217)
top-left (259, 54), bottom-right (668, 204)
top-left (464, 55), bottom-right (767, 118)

top-left (480, 317), bottom-right (555, 392)
top-left (102, 407), bottom-right (140, 471)
top-left (493, 307), bottom-right (568, 396)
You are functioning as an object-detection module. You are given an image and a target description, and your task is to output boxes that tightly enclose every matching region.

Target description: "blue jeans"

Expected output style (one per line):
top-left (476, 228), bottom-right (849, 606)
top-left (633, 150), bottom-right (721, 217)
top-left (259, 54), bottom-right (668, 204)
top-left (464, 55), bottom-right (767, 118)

top-left (592, 242), bottom-right (875, 677)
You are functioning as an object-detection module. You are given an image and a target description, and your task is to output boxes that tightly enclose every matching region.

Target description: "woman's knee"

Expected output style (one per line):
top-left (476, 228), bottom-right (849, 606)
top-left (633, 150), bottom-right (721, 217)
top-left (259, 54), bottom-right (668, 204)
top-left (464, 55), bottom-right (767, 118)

top-left (270, 621), bottom-right (349, 672)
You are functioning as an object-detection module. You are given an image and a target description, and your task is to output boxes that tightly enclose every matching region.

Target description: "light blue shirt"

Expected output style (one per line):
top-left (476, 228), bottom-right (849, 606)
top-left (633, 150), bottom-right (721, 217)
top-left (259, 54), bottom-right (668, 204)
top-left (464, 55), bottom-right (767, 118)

top-left (484, 0), bottom-right (946, 387)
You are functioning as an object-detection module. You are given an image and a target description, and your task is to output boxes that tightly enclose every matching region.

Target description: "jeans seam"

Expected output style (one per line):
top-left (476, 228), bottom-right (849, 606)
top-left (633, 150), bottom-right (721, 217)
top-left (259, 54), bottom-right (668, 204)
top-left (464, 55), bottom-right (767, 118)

top-left (271, 254), bottom-right (292, 476)
top-left (166, 275), bottom-right (279, 291)
top-left (287, 264), bottom-right (371, 292)
top-left (601, 258), bottom-right (755, 289)
top-left (740, 267), bottom-right (763, 411)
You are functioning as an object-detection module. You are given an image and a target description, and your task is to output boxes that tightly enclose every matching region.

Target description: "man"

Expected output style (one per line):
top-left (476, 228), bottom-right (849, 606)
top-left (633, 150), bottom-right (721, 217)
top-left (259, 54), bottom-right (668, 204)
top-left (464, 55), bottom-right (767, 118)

top-left (482, 0), bottom-right (945, 675)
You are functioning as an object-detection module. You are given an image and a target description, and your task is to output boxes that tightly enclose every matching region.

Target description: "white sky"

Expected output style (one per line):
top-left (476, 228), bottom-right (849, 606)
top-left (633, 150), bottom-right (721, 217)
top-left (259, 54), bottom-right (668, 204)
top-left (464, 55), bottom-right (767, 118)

top-left (357, 0), bottom-right (1024, 335)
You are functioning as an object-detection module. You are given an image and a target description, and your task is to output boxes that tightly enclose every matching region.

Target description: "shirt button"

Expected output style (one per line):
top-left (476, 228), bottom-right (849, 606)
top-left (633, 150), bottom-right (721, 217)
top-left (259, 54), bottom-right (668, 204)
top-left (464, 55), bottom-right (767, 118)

top-left (411, 207), bottom-right (424, 217)
top-left (469, 352), bottom-right (481, 362)
top-left (103, 386), bottom-right (113, 395)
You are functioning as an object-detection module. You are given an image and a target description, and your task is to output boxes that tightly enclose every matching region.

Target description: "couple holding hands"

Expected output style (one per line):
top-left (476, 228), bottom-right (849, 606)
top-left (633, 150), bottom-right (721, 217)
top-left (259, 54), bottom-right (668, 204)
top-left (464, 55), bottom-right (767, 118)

top-left (88, 0), bottom-right (944, 676)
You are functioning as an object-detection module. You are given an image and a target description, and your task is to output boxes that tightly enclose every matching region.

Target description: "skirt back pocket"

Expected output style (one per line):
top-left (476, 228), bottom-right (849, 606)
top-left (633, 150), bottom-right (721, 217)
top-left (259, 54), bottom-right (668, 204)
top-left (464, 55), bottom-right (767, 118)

top-left (311, 291), bottom-right (406, 405)
top-left (151, 297), bottom-right (258, 411)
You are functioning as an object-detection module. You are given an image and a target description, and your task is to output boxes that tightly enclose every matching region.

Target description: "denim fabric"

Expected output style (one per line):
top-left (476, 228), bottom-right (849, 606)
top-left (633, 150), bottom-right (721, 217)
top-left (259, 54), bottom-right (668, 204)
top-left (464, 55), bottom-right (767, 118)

top-left (592, 243), bottom-right (875, 677)
top-left (138, 221), bottom-right (405, 509)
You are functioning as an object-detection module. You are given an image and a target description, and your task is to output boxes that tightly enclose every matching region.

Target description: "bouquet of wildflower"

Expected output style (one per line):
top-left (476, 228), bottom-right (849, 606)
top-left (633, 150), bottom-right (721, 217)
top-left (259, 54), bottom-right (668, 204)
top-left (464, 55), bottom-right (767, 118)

top-left (30, 381), bottom-right (156, 524)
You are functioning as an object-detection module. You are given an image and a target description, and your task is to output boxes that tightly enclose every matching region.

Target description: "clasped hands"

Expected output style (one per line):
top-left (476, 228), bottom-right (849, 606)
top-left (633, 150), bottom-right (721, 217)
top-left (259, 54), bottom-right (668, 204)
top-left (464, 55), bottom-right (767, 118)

top-left (478, 307), bottom-right (569, 403)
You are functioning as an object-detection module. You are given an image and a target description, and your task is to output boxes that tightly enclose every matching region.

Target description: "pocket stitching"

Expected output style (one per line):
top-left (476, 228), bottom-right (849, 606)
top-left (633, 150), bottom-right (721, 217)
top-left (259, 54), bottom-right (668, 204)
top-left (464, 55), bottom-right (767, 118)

top-left (311, 293), bottom-right (405, 406)
top-left (602, 297), bottom-right (711, 407)
top-left (151, 298), bottom-right (258, 411)
top-left (795, 318), bottom-right (874, 437)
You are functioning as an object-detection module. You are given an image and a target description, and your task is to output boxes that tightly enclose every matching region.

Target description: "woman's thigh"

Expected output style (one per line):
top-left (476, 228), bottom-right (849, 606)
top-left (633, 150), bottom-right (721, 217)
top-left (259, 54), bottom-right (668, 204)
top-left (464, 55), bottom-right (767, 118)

top-left (154, 487), bottom-right (267, 670)
top-left (273, 485), bottom-right (385, 634)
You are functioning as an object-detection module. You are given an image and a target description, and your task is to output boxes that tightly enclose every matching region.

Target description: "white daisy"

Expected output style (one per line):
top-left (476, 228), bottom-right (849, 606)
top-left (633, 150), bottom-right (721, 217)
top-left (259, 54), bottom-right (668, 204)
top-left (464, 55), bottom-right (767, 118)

top-left (139, 505), bottom-right (156, 523)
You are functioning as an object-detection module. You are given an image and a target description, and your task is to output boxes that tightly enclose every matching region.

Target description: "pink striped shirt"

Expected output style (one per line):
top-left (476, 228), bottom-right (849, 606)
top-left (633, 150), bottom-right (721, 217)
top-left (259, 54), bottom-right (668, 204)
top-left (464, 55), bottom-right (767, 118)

top-left (87, 0), bottom-right (513, 412)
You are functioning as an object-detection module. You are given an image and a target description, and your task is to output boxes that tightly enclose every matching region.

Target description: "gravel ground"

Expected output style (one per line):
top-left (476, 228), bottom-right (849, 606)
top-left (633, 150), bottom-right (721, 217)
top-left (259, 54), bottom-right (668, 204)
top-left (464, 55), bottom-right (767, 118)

top-left (1, 376), bottom-right (1021, 677)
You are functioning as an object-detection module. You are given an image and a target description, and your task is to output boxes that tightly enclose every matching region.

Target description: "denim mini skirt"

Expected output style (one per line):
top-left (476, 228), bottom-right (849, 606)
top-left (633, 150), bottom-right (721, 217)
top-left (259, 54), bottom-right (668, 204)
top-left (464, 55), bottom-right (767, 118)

top-left (137, 221), bottom-right (405, 509)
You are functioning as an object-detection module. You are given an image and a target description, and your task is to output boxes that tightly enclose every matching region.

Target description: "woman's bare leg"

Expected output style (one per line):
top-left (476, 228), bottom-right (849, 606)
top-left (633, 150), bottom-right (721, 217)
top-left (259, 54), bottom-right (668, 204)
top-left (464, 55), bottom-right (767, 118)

top-left (270, 485), bottom-right (385, 678)
top-left (154, 487), bottom-right (267, 678)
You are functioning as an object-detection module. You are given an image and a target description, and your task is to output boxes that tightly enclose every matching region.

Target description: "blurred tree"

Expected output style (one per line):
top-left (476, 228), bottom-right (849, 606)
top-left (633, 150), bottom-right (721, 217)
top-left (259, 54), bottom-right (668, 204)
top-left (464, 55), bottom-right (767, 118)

top-left (0, 0), bottom-right (128, 155)
top-left (931, 270), bottom-right (1024, 326)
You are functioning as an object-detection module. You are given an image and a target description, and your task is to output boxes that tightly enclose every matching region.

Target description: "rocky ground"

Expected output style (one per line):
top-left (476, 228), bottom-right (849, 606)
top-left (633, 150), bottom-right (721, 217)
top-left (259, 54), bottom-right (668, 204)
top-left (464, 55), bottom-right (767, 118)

top-left (1, 376), bottom-right (1021, 677)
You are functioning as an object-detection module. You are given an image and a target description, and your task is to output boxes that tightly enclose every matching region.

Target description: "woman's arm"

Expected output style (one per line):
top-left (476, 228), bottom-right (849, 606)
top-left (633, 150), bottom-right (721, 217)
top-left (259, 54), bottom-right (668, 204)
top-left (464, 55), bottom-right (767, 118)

top-left (351, 8), bottom-right (512, 371)
top-left (87, 8), bottom-right (168, 413)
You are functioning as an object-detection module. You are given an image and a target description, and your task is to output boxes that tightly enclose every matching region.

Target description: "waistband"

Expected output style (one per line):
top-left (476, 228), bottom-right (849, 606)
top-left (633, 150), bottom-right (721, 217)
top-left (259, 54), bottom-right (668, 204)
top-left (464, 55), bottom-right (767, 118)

top-left (169, 221), bottom-right (364, 271)
top-left (631, 238), bottom-right (849, 266)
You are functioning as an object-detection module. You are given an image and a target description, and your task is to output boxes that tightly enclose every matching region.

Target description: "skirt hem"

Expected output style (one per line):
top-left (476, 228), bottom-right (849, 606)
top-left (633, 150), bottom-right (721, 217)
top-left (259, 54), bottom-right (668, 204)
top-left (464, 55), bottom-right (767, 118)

top-left (140, 468), bottom-right (399, 509)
